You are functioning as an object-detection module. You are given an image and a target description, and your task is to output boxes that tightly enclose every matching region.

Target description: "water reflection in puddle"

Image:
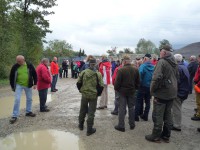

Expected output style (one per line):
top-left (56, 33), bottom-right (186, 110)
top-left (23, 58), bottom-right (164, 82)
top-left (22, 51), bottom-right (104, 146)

top-left (0, 130), bottom-right (84, 150)
top-left (0, 94), bottom-right (52, 119)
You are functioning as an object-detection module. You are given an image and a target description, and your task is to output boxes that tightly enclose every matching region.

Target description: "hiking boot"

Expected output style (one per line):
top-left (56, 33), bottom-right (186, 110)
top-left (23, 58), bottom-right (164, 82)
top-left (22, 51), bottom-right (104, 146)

top-left (40, 108), bottom-right (50, 112)
top-left (140, 115), bottom-right (148, 121)
top-left (10, 117), bottom-right (17, 124)
top-left (114, 125), bottom-right (125, 132)
top-left (25, 112), bottom-right (36, 117)
top-left (161, 136), bottom-right (170, 143)
top-left (111, 111), bottom-right (118, 115)
top-left (135, 116), bottom-right (139, 121)
top-left (78, 124), bottom-right (84, 131)
top-left (87, 128), bottom-right (96, 136)
top-left (145, 134), bottom-right (161, 143)
top-left (96, 107), bottom-right (104, 110)
top-left (130, 125), bottom-right (135, 130)
top-left (191, 115), bottom-right (200, 121)
top-left (171, 126), bottom-right (181, 131)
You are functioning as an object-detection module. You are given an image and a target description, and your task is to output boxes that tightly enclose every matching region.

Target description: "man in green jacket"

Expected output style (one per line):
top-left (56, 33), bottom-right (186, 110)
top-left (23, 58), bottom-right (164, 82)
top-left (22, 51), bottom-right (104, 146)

top-left (77, 58), bottom-right (104, 136)
top-left (145, 45), bottom-right (179, 143)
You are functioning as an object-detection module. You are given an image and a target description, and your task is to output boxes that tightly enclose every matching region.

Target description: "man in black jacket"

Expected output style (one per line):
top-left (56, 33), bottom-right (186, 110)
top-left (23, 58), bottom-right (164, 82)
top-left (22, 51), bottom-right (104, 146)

top-left (9, 55), bottom-right (37, 124)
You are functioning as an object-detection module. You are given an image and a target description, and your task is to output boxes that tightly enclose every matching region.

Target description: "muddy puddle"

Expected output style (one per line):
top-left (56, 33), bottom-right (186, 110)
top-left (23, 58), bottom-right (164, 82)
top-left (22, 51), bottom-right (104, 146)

top-left (0, 94), bottom-right (52, 119)
top-left (0, 130), bottom-right (84, 150)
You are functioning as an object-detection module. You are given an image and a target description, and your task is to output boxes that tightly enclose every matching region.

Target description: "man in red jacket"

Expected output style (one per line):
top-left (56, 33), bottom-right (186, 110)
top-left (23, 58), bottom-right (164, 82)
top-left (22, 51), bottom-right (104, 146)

top-left (192, 54), bottom-right (200, 121)
top-left (50, 57), bottom-right (59, 92)
top-left (36, 58), bottom-right (51, 112)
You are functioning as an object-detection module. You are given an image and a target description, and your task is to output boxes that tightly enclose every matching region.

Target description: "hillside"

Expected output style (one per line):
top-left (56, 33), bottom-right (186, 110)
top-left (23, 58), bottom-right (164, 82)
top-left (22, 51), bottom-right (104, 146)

top-left (174, 42), bottom-right (200, 59)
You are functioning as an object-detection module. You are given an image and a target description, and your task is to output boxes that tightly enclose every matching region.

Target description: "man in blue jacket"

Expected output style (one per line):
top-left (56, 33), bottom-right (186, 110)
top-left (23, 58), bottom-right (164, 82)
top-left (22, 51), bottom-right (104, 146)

top-left (135, 54), bottom-right (154, 121)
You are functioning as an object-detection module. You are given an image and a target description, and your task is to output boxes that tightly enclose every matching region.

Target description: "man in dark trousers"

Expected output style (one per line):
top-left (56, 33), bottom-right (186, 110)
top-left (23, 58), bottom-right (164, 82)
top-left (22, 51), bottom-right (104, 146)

top-left (62, 60), bottom-right (69, 78)
top-left (114, 55), bottom-right (140, 132)
top-left (77, 58), bottom-right (104, 136)
top-left (145, 45), bottom-right (178, 143)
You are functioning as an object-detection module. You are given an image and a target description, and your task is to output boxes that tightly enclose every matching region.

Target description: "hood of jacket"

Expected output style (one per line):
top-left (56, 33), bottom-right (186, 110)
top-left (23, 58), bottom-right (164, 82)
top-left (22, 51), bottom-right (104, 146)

top-left (101, 61), bottom-right (111, 68)
top-left (163, 54), bottom-right (177, 68)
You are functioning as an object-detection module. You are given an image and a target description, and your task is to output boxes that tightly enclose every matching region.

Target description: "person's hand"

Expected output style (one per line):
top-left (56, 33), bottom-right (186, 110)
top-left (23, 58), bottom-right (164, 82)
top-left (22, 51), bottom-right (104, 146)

top-left (33, 85), bottom-right (36, 90)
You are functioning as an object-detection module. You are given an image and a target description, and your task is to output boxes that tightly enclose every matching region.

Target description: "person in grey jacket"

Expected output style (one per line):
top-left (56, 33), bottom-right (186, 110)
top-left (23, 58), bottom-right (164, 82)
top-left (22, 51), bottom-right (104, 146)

top-left (145, 45), bottom-right (179, 143)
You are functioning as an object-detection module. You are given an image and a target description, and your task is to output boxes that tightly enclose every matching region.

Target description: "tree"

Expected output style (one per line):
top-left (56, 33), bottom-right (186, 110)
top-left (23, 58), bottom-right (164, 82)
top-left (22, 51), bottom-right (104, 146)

top-left (0, 0), bottom-right (16, 78)
top-left (135, 38), bottom-right (157, 54)
top-left (107, 47), bottom-right (117, 56)
top-left (43, 39), bottom-right (78, 59)
top-left (12, 0), bottom-right (57, 64)
top-left (79, 48), bottom-right (82, 57)
top-left (124, 48), bottom-right (133, 54)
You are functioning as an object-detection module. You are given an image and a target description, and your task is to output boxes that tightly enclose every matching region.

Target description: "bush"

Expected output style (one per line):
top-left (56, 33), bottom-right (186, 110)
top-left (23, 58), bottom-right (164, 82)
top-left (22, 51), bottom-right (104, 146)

top-left (0, 64), bottom-right (10, 79)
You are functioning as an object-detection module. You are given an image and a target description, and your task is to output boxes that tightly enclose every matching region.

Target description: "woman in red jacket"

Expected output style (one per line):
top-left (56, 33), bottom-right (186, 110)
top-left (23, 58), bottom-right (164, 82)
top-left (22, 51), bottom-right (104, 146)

top-left (36, 58), bottom-right (51, 112)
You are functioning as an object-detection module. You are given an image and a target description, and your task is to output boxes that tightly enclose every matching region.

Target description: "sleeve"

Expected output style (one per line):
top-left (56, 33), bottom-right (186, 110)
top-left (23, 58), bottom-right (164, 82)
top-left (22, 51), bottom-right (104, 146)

top-left (31, 64), bottom-right (37, 85)
top-left (114, 70), bottom-right (122, 91)
top-left (50, 62), bottom-right (55, 75)
top-left (41, 67), bottom-right (51, 84)
top-left (150, 61), bottom-right (163, 94)
top-left (9, 65), bottom-right (15, 91)
top-left (98, 73), bottom-right (104, 87)
top-left (194, 67), bottom-right (200, 87)
top-left (135, 68), bottom-right (140, 90)
top-left (112, 67), bottom-right (118, 85)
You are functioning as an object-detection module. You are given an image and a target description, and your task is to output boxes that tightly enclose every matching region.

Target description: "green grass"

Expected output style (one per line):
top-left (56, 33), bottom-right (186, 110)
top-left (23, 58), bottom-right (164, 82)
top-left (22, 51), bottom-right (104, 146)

top-left (0, 79), bottom-right (9, 87)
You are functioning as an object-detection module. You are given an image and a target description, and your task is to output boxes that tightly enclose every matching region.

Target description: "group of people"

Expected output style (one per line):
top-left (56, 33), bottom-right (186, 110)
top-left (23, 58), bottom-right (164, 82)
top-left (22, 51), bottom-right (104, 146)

top-left (9, 56), bottom-right (60, 124)
top-left (77, 45), bottom-right (200, 141)
top-left (8, 48), bottom-right (200, 142)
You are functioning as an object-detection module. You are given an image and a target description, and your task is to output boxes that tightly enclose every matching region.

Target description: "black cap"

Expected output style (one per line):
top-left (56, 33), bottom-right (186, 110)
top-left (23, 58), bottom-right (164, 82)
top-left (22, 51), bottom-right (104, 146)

top-left (144, 54), bottom-right (151, 58)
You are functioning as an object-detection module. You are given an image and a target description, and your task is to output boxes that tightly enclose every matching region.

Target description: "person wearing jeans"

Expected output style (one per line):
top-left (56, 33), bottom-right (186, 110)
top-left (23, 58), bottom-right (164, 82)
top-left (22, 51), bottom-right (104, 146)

top-left (36, 58), bottom-right (51, 112)
top-left (135, 54), bottom-right (154, 121)
top-left (9, 55), bottom-right (37, 124)
top-left (50, 57), bottom-right (59, 92)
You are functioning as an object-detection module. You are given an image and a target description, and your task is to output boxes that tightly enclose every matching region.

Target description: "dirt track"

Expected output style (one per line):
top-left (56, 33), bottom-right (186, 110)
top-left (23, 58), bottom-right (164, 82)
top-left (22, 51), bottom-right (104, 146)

top-left (0, 72), bottom-right (200, 150)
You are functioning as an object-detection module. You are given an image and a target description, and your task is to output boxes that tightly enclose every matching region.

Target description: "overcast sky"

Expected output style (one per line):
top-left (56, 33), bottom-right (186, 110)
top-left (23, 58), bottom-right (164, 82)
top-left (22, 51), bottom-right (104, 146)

top-left (45, 0), bottom-right (200, 55)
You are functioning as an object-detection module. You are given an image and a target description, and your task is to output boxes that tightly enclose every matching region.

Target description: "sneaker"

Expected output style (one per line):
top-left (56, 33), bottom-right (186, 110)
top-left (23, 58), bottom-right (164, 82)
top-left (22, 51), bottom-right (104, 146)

top-left (104, 106), bottom-right (107, 108)
top-left (197, 128), bottom-right (200, 132)
top-left (171, 126), bottom-right (181, 131)
top-left (111, 111), bottom-right (118, 115)
top-left (40, 109), bottom-right (50, 112)
top-left (191, 115), bottom-right (200, 121)
top-left (10, 117), bottom-right (17, 124)
top-left (145, 134), bottom-right (161, 143)
top-left (25, 112), bottom-right (36, 117)
top-left (114, 125), bottom-right (125, 132)
top-left (87, 128), bottom-right (96, 136)
top-left (51, 90), bottom-right (56, 92)
top-left (55, 89), bottom-right (58, 91)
